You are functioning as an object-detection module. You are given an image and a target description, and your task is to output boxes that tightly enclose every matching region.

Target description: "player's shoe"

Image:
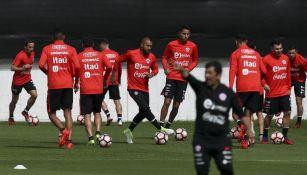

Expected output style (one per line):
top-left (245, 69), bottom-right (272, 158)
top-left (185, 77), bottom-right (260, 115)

top-left (8, 117), bottom-right (15, 125)
top-left (117, 119), bottom-right (123, 126)
top-left (240, 139), bottom-right (249, 149)
top-left (123, 128), bottom-right (133, 144)
top-left (21, 111), bottom-right (30, 123)
top-left (160, 127), bottom-right (174, 135)
top-left (87, 139), bottom-right (95, 146)
top-left (59, 128), bottom-right (70, 147)
top-left (275, 112), bottom-right (281, 117)
top-left (294, 122), bottom-right (301, 128)
top-left (259, 134), bottom-right (263, 142)
top-left (283, 138), bottom-right (294, 145)
top-left (66, 141), bottom-right (73, 149)
top-left (106, 117), bottom-right (113, 126)
top-left (260, 137), bottom-right (269, 144)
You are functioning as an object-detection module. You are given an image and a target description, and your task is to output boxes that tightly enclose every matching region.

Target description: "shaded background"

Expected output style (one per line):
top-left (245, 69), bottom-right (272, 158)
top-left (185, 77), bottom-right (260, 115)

top-left (0, 0), bottom-right (306, 59)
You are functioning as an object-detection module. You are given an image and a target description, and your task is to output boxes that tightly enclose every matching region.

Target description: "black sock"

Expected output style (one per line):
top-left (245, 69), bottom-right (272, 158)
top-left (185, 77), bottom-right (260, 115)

top-left (159, 121), bottom-right (165, 127)
top-left (118, 114), bottom-right (122, 120)
top-left (282, 127), bottom-right (289, 138)
top-left (263, 128), bottom-right (269, 138)
top-left (297, 116), bottom-right (302, 123)
top-left (151, 119), bottom-right (162, 130)
top-left (128, 121), bottom-right (138, 131)
top-left (165, 121), bottom-right (172, 128)
top-left (66, 139), bottom-right (72, 143)
top-left (25, 106), bottom-right (30, 112)
top-left (95, 131), bottom-right (101, 136)
top-left (9, 114), bottom-right (14, 118)
top-left (88, 136), bottom-right (94, 141)
top-left (103, 110), bottom-right (110, 118)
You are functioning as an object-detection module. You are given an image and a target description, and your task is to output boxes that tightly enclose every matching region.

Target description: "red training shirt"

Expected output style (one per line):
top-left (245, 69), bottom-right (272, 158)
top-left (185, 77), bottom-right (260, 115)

top-left (11, 50), bottom-right (35, 85)
top-left (101, 48), bottom-right (122, 85)
top-left (290, 53), bottom-right (307, 83)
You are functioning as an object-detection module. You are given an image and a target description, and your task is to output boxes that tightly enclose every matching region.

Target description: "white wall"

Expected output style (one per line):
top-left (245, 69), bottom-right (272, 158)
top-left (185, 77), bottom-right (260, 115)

top-left (0, 66), bottom-right (306, 122)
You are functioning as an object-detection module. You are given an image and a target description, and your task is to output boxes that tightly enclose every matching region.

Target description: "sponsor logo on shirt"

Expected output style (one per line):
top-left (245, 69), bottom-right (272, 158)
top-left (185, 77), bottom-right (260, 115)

top-left (133, 71), bottom-right (149, 78)
top-left (174, 52), bottom-right (190, 59)
top-left (52, 45), bottom-right (67, 50)
top-left (106, 54), bottom-right (116, 59)
top-left (273, 73), bottom-right (287, 80)
top-left (50, 51), bottom-right (68, 55)
top-left (272, 66), bottom-right (287, 72)
top-left (83, 52), bottom-right (98, 57)
top-left (202, 111), bottom-right (225, 125)
top-left (82, 58), bottom-right (100, 62)
top-left (241, 49), bottom-right (255, 54)
top-left (135, 63), bottom-right (149, 70)
top-left (242, 69), bottom-right (257, 75)
top-left (282, 60), bottom-right (287, 65)
top-left (146, 58), bottom-right (151, 64)
top-left (84, 63), bottom-right (99, 70)
top-left (203, 99), bottom-right (227, 112)
top-left (185, 47), bottom-right (190, 52)
top-left (174, 61), bottom-right (189, 67)
top-left (243, 60), bottom-right (257, 67)
top-left (53, 57), bottom-right (67, 64)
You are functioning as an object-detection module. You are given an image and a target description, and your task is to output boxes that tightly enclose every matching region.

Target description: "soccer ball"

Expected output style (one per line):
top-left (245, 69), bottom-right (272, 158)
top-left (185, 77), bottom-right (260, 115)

top-left (271, 131), bottom-right (284, 144)
top-left (275, 117), bottom-right (283, 128)
top-left (28, 115), bottom-right (39, 126)
top-left (175, 128), bottom-right (188, 141)
top-left (98, 134), bottom-right (112, 148)
top-left (77, 115), bottom-right (85, 125)
top-left (230, 126), bottom-right (241, 139)
top-left (154, 132), bottom-right (168, 145)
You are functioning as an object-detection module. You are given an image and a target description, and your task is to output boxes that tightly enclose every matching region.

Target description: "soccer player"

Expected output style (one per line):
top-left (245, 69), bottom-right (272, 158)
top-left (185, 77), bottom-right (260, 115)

top-left (38, 29), bottom-right (80, 149)
top-left (8, 39), bottom-right (38, 125)
top-left (288, 46), bottom-right (307, 128)
top-left (261, 40), bottom-right (293, 145)
top-left (229, 35), bottom-right (266, 144)
top-left (113, 37), bottom-right (174, 144)
top-left (174, 61), bottom-right (252, 175)
top-left (74, 38), bottom-right (112, 145)
top-left (99, 39), bottom-right (123, 126)
top-left (160, 24), bottom-right (198, 128)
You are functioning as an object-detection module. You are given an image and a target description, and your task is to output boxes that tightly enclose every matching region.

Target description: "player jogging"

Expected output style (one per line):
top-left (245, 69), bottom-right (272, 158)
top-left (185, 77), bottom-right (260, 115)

top-left (175, 61), bottom-right (252, 175)
top-left (113, 37), bottom-right (174, 144)
top-left (160, 24), bottom-right (198, 128)
top-left (99, 39), bottom-right (123, 126)
top-left (74, 38), bottom-right (112, 145)
top-left (8, 39), bottom-right (38, 125)
top-left (38, 29), bottom-right (80, 149)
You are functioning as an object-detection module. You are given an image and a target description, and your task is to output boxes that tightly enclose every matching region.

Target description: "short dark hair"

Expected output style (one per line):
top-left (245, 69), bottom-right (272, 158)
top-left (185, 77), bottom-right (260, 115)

top-left (141, 37), bottom-right (152, 44)
top-left (24, 39), bottom-right (34, 46)
top-left (235, 34), bottom-right (248, 42)
top-left (247, 40), bottom-right (256, 50)
top-left (53, 28), bottom-right (66, 40)
top-left (82, 37), bottom-right (94, 48)
top-left (179, 24), bottom-right (191, 31)
top-left (270, 39), bottom-right (282, 47)
top-left (99, 38), bottom-right (109, 45)
top-left (205, 61), bottom-right (222, 75)
top-left (288, 45), bottom-right (297, 51)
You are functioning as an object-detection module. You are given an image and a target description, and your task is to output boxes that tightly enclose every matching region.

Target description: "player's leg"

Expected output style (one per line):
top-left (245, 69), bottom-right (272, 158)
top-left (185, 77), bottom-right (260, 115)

top-left (160, 79), bottom-right (175, 126)
top-left (193, 143), bottom-right (211, 175)
top-left (93, 93), bottom-right (103, 139)
top-left (101, 87), bottom-right (112, 125)
top-left (262, 97), bottom-right (278, 144)
top-left (80, 94), bottom-right (95, 145)
top-left (109, 85), bottom-right (123, 125)
top-left (294, 97), bottom-right (303, 128)
top-left (61, 88), bottom-right (74, 148)
top-left (22, 80), bottom-right (37, 117)
top-left (165, 80), bottom-right (187, 128)
top-left (245, 92), bottom-right (260, 144)
top-left (256, 111), bottom-right (264, 141)
top-left (213, 141), bottom-right (234, 175)
top-left (9, 84), bottom-right (23, 125)
top-left (280, 95), bottom-right (294, 144)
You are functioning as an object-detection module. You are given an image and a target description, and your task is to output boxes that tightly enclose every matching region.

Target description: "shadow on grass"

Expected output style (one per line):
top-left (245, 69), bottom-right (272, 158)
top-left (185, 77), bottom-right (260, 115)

top-left (6, 145), bottom-right (59, 149)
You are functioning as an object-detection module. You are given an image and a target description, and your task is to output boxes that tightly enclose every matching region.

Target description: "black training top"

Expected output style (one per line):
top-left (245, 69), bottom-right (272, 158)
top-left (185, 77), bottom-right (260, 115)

top-left (186, 74), bottom-right (244, 144)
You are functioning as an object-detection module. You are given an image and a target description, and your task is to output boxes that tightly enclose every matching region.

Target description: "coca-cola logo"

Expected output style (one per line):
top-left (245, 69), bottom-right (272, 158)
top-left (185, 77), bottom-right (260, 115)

top-left (174, 61), bottom-right (189, 67)
top-left (273, 73), bottom-right (287, 80)
top-left (133, 71), bottom-right (148, 78)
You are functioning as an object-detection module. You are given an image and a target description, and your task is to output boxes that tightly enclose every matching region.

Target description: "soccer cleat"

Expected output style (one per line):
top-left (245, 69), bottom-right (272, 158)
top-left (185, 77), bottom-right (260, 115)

top-left (294, 122), bottom-right (301, 128)
top-left (21, 111), bottom-right (30, 123)
top-left (8, 117), bottom-right (16, 125)
top-left (240, 139), bottom-right (249, 149)
top-left (123, 128), bottom-right (133, 144)
top-left (283, 138), bottom-right (294, 145)
top-left (259, 135), bottom-right (263, 142)
top-left (87, 139), bottom-right (95, 146)
top-left (260, 137), bottom-right (269, 144)
top-left (117, 119), bottom-right (123, 126)
top-left (66, 141), bottom-right (73, 149)
top-left (59, 128), bottom-right (70, 147)
top-left (106, 117), bottom-right (113, 126)
top-left (160, 127), bottom-right (174, 135)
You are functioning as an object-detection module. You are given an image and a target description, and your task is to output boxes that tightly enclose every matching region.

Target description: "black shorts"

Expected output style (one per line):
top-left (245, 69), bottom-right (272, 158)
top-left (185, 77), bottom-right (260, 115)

top-left (80, 94), bottom-right (103, 115)
top-left (237, 92), bottom-right (260, 113)
top-left (161, 79), bottom-right (188, 102)
top-left (47, 88), bottom-right (73, 113)
top-left (292, 81), bottom-right (305, 98)
top-left (193, 139), bottom-right (233, 175)
top-left (11, 80), bottom-right (36, 95)
top-left (264, 95), bottom-right (291, 115)
top-left (102, 85), bottom-right (121, 100)
top-left (258, 94), bottom-right (264, 111)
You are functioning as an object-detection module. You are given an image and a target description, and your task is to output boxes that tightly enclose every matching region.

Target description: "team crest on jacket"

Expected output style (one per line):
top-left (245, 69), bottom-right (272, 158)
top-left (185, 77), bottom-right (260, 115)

top-left (146, 58), bottom-right (151, 64)
top-left (134, 91), bottom-right (139, 95)
top-left (282, 60), bottom-right (287, 65)
top-left (185, 47), bottom-right (190, 52)
top-left (219, 93), bottom-right (227, 101)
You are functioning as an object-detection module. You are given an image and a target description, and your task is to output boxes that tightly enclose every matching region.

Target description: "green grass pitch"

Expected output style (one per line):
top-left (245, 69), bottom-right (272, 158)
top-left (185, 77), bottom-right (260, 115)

top-left (0, 121), bottom-right (306, 175)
